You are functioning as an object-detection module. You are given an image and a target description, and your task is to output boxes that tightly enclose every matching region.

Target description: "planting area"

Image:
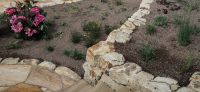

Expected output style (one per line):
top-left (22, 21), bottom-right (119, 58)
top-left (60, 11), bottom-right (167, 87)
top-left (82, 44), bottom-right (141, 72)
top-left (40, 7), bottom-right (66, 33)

top-left (0, 0), bottom-right (141, 76)
top-left (115, 0), bottom-right (200, 86)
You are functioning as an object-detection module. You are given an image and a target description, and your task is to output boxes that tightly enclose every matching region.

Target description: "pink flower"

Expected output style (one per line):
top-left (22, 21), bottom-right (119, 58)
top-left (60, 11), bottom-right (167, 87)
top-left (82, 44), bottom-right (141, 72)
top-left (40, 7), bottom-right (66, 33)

top-left (31, 7), bottom-right (40, 14)
top-left (18, 16), bottom-right (26, 20)
top-left (11, 22), bottom-right (23, 33)
top-left (10, 15), bottom-right (18, 24)
top-left (25, 28), bottom-right (37, 37)
top-left (4, 8), bottom-right (16, 15)
top-left (33, 14), bottom-right (45, 26)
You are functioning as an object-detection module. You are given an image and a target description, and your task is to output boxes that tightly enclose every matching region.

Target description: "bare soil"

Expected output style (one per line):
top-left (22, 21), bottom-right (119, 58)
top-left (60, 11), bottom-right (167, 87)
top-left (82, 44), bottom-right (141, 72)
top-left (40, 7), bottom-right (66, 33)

top-left (115, 0), bottom-right (200, 86)
top-left (0, 0), bottom-right (141, 76)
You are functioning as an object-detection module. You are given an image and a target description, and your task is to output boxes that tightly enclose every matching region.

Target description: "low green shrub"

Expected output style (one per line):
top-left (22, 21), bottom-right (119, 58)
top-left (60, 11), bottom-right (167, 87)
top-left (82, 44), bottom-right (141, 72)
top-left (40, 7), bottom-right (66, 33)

top-left (101, 0), bottom-right (108, 3)
top-left (115, 0), bottom-right (123, 6)
top-left (64, 49), bottom-right (85, 60)
top-left (104, 25), bottom-right (115, 35)
top-left (84, 36), bottom-right (97, 48)
top-left (139, 45), bottom-right (156, 61)
top-left (71, 32), bottom-right (82, 44)
top-left (154, 15), bottom-right (168, 27)
top-left (173, 15), bottom-right (184, 26)
top-left (182, 55), bottom-right (195, 71)
top-left (146, 24), bottom-right (156, 35)
top-left (177, 22), bottom-right (191, 46)
top-left (46, 45), bottom-right (55, 52)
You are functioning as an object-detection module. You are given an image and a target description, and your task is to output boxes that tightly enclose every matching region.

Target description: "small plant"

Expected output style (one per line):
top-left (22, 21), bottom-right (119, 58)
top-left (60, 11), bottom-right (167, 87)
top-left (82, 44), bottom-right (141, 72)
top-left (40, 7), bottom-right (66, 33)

top-left (115, 0), bottom-right (123, 6)
top-left (101, 0), bottom-right (108, 3)
top-left (6, 42), bottom-right (21, 50)
top-left (83, 21), bottom-right (101, 38)
top-left (154, 15), bottom-right (168, 27)
top-left (173, 15), bottom-right (184, 26)
top-left (104, 25), bottom-right (115, 35)
top-left (84, 36), bottom-right (97, 48)
top-left (146, 24), bottom-right (156, 35)
top-left (54, 31), bottom-right (64, 38)
top-left (46, 45), bottom-right (55, 52)
top-left (66, 5), bottom-right (80, 13)
top-left (139, 45), bottom-right (156, 61)
top-left (53, 15), bottom-right (60, 19)
top-left (64, 49), bottom-right (85, 60)
top-left (0, 13), bottom-right (7, 24)
top-left (182, 55), bottom-right (195, 71)
top-left (177, 22), bottom-right (191, 46)
top-left (71, 32), bottom-right (82, 44)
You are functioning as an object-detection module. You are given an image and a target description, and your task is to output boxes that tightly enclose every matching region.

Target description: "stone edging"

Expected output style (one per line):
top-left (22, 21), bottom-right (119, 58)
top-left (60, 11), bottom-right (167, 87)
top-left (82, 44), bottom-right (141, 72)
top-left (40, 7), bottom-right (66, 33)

top-left (0, 57), bottom-right (81, 92)
top-left (83, 0), bottom-right (200, 92)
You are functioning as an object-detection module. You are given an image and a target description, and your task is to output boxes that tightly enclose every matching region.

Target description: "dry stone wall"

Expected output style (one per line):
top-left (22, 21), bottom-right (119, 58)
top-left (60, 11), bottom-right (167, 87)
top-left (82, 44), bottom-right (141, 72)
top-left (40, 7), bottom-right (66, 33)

top-left (83, 0), bottom-right (200, 92)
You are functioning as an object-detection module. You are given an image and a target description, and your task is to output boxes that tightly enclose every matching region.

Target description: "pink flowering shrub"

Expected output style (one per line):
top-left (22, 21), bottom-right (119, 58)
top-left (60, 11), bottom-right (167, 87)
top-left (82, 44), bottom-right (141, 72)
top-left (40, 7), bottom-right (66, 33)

top-left (3, 0), bottom-right (48, 40)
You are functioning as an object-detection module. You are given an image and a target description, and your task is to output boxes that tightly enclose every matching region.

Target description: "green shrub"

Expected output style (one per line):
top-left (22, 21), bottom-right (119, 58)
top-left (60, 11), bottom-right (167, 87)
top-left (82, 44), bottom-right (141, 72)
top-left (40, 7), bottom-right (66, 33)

top-left (6, 43), bottom-right (20, 50)
top-left (115, 0), bottom-right (123, 6)
top-left (71, 32), bottom-right (82, 44)
top-left (154, 15), bottom-right (168, 27)
top-left (0, 14), bottom-right (7, 24)
top-left (173, 15), bottom-right (184, 26)
top-left (183, 56), bottom-right (195, 71)
top-left (146, 24), bottom-right (156, 35)
top-left (139, 45), bottom-right (156, 61)
top-left (101, 0), bottom-right (108, 3)
top-left (104, 25), bottom-right (115, 35)
top-left (46, 45), bottom-right (55, 52)
top-left (84, 36), bottom-right (97, 48)
top-left (191, 25), bottom-right (200, 34)
top-left (64, 49), bottom-right (85, 60)
top-left (177, 22), bottom-right (191, 46)
top-left (53, 15), bottom-right (60, 19)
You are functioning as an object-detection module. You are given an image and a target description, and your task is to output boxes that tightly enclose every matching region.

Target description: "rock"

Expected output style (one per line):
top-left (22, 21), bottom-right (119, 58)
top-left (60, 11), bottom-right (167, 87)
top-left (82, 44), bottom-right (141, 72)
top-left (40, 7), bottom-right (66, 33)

top-left (100, 52), bottom-right (125, 66)
top-left (120, 25), bottom-right (134, 35)
top-left (60, 76), bottom-right (77, 89)
top-left (25, 66), bottom-right (63, 92)
top-left (83, 62), bottom-right (103, 85)
top-left (177, 87), bottom-right (197, 92)
top-left (170, 84), bottom-right (180, 91)
top-left (143, 81), bottom-right (171, 92)
top-left (3, 83), bottom-right (43, 92)
top-left (39, 61), bottom-right (56, 70)
top-left (153, 77), bottom-right (178, 85)
top-left (116, 86), bottom-right (132, 92)
top-left (1, 58), bottom-right (19, 64)
top-left (106, 29), bottom-right (131, 43)
top-left (90, 81), bottom-right (113, 92)
top-left (41, 87), bottom-right (52, 92)
top-left (109, 63), bottom-right (142, 85)
top-left (0, 58), bottom-right (2, 62)
top-left (100, 74), bottom-right (128, 91)
top-left (86, 41), bottom-right (115, 63)
top-left (55, 66), bottom-right (81, 81)
top-left (128, 17), bottom-right (146, 26)
top-left (188, 72), bottom-right (200, 91)
top-left (130, 71), bottom-right (154, 86)
top-left (19, 59), bottom-right (40, 65)
top-left (0, 87), bottom-right (8, 92)
top-left (0, 65), bottom-right (31, 86)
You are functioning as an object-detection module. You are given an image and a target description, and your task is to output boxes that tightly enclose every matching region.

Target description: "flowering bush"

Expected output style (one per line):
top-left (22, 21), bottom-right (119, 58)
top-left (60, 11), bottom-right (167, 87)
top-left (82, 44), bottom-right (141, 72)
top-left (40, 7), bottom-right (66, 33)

top-left (3, 0), bottom-right (48, 40)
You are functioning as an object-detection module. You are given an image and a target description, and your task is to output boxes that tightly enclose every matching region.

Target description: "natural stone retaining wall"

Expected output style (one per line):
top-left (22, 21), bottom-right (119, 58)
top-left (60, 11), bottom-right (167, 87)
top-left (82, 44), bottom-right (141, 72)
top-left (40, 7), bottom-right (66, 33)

top-left (83, 0), bottom-right (200, 92)
top-left (0, 57), bottom-right (81, 92)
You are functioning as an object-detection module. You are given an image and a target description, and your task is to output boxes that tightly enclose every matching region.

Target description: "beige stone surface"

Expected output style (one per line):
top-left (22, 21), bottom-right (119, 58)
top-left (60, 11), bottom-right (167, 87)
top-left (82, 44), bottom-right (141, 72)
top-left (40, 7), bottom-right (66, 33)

top-left (89, 81), bottom-right (113, 92)
top-left (1, 58), bottom-right (19, 64)
top-left (39, 61), bottom-right (56, 70)
top-left (0, 87), bottom-right (8, 92)
top-left (25, 66), bottom-right (63, 92)
top-left (0, 65), bottom-right (31, 86)
top-left (100, 52), bottom-right (125, 66)
top-left (19, 59), bottom-right (40, 65)
top-left (177, 87), bottom-right (198, 92)
top-left (55, 66), bottom-right (81, 81)
top-left (3, 83), bottom-right (43, 92)
top-left (188, 72), bottom-right (200, 91)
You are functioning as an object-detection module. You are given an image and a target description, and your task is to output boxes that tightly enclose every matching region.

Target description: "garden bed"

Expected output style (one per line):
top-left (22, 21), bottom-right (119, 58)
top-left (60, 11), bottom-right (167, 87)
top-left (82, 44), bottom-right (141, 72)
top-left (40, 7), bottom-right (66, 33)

top-left (115, 0), bottom-right (200, 86)
top-left (0, 0), bottom-right (141, 76)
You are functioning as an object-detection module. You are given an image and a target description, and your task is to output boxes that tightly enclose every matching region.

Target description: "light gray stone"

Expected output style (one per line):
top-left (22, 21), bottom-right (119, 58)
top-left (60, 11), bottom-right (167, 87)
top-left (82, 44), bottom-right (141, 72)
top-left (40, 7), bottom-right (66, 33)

top-left (55, 66), bottom-right (81, 81)
top-left (19, 59), bottom-right (40, 65)
top-left (106, 29), bottom-right (131, 43)
top-left (101, 52), bottom-right (125, 66)
top-left (154, 77), bottom-right (178, 85)
top-left (0, 65), bottom-right (31, 86)
top-left (0, 87), bottom-right (8, 92)
top-left (109, 63), bottom-right (142, 85)
top-left (177, 87), bottom-right (197, 92)
top-left (0, 58), bottom-right (2, 62)
top-left (39, 61), bottom-right (56, 70)
top-left (188, 72), bottom-right (200, 91)
top-left (1, 58), bottom-right (19, 64)
top-left (143, 81), bottom-right (172, 92)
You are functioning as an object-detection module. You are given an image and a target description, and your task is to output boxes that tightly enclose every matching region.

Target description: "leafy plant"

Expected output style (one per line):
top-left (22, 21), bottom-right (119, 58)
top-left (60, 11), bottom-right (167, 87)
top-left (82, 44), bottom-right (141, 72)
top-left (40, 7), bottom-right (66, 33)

top-left (177, 22), bottom-right (191, 46)
top-left (46, 45), bottom-right (55, 52)
top-left (101, 0), bottom-right (108, 3)
top-left (115, 0), bottom-right (123, 6)
top-left (71, 32), bottom-right (82, 44)
top-left (139, 45), bottom-right (156, 61)
top-left (173, 15), bottom-right (184, 26)
top-left (146, 24), bottom-right (156, 35)
top-left (3, 0), bottom-right (48, 40)
top-left (104, 25), bottom-right (115, 35)
top-left (182, 55), bottom-right (195, 71)
top-left (154, 15), bottom-right (168, 27)
top-left (84, 36), bottom-right (97, 48)
top-left (53, 15), bottom-right (60, 19)
top-left (64, 49), bottom-right (85, 60)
